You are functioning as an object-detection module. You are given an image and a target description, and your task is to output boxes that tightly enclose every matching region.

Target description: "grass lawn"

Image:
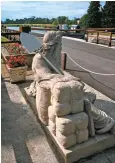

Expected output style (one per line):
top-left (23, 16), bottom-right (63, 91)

top-left (5, 24), bottom-right (55, 28)
top-left (1, 36), bottom-right (9, 42)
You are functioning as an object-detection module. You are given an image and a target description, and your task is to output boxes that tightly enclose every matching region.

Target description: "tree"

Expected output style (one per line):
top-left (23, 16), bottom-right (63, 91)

top-left (52, 19), bottom-right (59, 26)
top-left (57, 16), bottom-right (67, 24)
top-left (87, 1), bottom-right (101, 28)
top-left (65, 17), bottom-right (69, 24)
top-left (101, 1), bottom-right (115, 28)
top-left (80, 14), bottom-right (88, 28)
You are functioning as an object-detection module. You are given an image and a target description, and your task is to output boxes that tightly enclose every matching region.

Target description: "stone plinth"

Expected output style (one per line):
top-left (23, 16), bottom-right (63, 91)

top-left (23, 87), bottom-right (115, 163)
top-left (46, 126), bottom-right (115, 163)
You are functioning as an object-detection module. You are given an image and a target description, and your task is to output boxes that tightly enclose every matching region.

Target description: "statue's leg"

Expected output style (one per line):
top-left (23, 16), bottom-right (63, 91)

top-left (36, 84), bottom-right (51, 125)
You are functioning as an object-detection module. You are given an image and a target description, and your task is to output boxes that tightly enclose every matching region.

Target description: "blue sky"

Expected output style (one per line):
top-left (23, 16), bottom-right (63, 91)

top-left (1, 1), bottom-right (105, 21)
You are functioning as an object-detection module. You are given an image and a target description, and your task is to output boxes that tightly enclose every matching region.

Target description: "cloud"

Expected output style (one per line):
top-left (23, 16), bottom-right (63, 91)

top-left (1, 1), bottom-right (105, 20)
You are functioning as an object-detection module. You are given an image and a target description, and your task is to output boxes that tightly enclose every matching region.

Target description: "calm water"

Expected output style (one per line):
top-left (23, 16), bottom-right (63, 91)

top-left (7, 26), bottom-right (46, 34)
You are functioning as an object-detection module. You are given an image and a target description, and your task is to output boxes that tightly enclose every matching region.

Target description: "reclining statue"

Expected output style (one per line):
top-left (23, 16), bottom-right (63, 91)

top-left (27, 31), bottom-right (63, 97)
top-left (27, 31), bottom-right (115, 136)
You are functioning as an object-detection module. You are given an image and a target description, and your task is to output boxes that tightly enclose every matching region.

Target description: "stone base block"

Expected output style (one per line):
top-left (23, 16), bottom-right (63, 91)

top-left (46, 126), bottom-right (115, 163)
top-left (23, 87), bottom-right (115, 163)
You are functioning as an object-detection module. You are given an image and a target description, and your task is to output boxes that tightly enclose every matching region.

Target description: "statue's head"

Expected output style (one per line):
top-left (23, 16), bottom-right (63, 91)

top-left (43, 31), bottom-right (62, 44)
top-left (41, 31), bottom-right (63, 57)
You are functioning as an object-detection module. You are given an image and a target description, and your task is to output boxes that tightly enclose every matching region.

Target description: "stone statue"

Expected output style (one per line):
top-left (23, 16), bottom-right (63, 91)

top-left (27, 31), bottom-right (114, 136)
top-left (27, 31), bottom-right (64, 97)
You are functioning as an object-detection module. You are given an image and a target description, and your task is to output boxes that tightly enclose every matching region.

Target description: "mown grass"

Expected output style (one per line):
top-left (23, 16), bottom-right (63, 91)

top-left (1, 36), bottom-right (9, 42)
top-left (5, 24), bottom-right (56, 28)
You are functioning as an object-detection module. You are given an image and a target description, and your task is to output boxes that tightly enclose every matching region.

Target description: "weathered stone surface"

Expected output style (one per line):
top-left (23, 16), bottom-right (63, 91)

top-left (48, 105), bottom-right (56, 123)
top-left (84, 89), bottom-right (96, 104)
top-left (49, 119), bottom-right (56, 135)
top-left (110, 123), bottom-right (115, 135)
top-left (56, 112), bottom-right (88, 136)
top-left (74, 112), bottom-right (88, 130)
top-left (56, 116), bottom-right (75, 135)
top-left (23, 84), bottom-right (115, 163)
top-left (46, 126), bottom-right (115, 163)
top-left (36, 86), bottom-right (51, 125)
top-left (84, 99), bottom-right (114, 134)
top-left (52, 100), bottom-right (71, 116)
top-left (52, 81), bottom-right (71, 103)
top-left (84, 99), bottom-right (95, 137)
top-left (56, 130), bottom-right (77, 149)
top-left (71, 99), bottom-right (84, 114)
top-left (76, 129), bottom-right (89, 143)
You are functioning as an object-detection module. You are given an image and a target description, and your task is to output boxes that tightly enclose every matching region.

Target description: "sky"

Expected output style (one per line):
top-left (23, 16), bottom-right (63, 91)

top-left (1, 1), bottom-right (105, 21)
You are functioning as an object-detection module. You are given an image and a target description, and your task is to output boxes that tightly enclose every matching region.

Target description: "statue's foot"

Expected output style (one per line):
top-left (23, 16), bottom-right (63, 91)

top-left (84, 99), bottom-right (115, 135)
top-left (95, 118), bottom-right (115, 134)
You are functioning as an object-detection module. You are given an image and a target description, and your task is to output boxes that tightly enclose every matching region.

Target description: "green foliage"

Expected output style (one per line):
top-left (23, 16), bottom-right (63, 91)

top-left (101, 1), bottom-right (115, 28)
top-left (80, 14), bottom-right (88, 28)
top-left (87, 1), bottom-right (101, 28)
top-left (21, 26), bottom-right (31, 33)
top-left (65, 17), bottom-right (69, 24)
top-left (57, 16), bottom-right (68, 24)
top-left (1, 36), bottom-right (9, 42)
top-left (52, 19), bottom-right (59, 26)
top-left (4, 1), bottom-right (115, 29)
top-left (2, 16), bottom-right (77, 26)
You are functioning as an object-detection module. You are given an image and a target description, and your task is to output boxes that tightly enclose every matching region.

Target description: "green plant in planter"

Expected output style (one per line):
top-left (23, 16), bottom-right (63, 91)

top-left (1, 36), bottom-right (9, 42)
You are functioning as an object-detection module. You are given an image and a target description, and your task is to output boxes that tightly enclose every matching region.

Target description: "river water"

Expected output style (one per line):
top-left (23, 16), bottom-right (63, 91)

top-left (7, 26), bottom-right (46, 34)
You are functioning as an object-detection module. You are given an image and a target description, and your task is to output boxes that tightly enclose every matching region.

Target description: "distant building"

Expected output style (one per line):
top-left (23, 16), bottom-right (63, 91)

top-left (76, 18), bottom-right (80, 25)
top-left (71, 25), bottom-right (80, 30)
top-left (59, 24), bottom-right (69, 30)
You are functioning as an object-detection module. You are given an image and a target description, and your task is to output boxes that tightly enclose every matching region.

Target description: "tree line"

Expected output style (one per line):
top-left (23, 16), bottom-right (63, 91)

top-left (80, 1), bottom-right (115, 28)
top-left (2, 1), bottom-right (115, 28)
top-left (2, 16), bottom-right (78, 26)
